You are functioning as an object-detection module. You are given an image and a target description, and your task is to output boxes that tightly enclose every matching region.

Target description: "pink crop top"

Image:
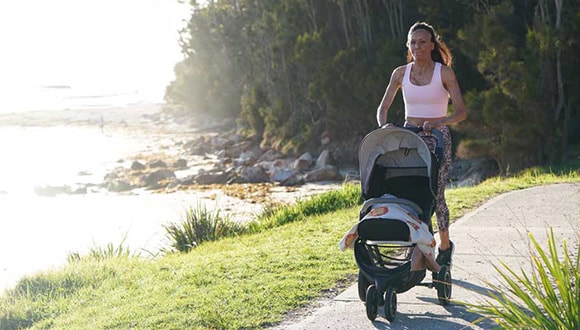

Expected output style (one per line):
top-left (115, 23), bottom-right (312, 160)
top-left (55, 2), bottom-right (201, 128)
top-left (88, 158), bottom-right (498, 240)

top-left (402, 62), bottom-right (449, 118)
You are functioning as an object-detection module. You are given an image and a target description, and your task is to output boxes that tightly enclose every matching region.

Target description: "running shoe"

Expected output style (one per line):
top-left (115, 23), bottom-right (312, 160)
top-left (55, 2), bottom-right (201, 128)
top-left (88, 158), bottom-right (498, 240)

top-left (436, 241), bottom-right (455, 269)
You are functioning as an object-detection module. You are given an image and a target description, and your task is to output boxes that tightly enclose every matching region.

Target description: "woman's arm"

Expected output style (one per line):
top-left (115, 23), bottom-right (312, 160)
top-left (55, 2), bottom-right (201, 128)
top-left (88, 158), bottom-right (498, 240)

top-left (432, 66), bottom-right (467, 128)
top-left (377, 66), bottom-right (405, 127)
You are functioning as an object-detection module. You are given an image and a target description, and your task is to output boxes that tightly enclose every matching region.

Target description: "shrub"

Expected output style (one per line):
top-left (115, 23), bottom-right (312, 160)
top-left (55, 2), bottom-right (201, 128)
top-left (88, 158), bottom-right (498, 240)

top-left (164, 203), bottom-right (246, 253)
top-left (471, 228), bottom-right (579, 329)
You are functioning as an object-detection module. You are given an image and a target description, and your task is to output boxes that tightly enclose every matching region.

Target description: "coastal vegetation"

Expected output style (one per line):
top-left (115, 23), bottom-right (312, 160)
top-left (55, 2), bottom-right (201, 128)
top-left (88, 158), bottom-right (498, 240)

top-left (470, 229), bottom-right (579, 329)
top-left (166, 0), bottom-right (580, 172)
top-left (0, 168), bottom-right (578, 329)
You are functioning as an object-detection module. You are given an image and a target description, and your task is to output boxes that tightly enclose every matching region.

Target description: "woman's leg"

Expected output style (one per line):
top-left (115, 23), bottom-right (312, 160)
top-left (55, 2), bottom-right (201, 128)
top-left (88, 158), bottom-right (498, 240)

top-left (435, 126), bottom-right (452, 251)
top-left (413, 124), bottom-right (455, 267)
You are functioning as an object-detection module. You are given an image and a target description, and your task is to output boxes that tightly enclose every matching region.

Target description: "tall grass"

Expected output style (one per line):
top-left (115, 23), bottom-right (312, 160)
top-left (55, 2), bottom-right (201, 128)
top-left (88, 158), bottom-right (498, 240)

top-left (163, 203), bottom-right (246, 252)
top-left (163, 183), bottom-right (360, 252)
top-left (67, 236), bottom-right (133, 263)
top-left (471, 229), bottom-right (580, 329)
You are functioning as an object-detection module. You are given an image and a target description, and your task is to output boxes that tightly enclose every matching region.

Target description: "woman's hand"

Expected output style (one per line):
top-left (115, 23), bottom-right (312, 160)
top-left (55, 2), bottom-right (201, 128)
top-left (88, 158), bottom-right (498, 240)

top-left (422, 121), bottom-right (432, 134)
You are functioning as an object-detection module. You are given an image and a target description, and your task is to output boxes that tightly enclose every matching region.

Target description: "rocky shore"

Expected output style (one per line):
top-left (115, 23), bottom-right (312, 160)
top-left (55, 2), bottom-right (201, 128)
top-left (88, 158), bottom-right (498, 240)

top-left (3, 104), bottom-right (499, 202)
top-left (98, 130), bottom-right (354, 195)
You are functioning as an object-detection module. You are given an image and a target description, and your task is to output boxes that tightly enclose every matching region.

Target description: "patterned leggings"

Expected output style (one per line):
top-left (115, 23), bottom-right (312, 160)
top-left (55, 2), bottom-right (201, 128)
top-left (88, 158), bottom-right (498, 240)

top-left (413, 125), bottom-right (452, 231)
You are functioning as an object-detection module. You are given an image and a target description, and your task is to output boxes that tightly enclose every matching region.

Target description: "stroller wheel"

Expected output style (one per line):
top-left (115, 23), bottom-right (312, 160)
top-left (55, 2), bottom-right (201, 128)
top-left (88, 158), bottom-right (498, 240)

top-left (435, 265), bottom-right (452, 305)
top-left (357, 271), bottom-right (372, 302)
top-left (365, 285), bottom-right (378, 321)
top-left (383, 286), bottom-right (397, 322)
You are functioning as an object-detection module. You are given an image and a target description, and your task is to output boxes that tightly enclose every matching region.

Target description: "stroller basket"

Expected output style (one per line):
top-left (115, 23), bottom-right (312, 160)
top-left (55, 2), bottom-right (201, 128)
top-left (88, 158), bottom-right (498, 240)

top-left (355, 238), bottom-right (424, 295)
top-left (355, 213), bottom-right (425, 293)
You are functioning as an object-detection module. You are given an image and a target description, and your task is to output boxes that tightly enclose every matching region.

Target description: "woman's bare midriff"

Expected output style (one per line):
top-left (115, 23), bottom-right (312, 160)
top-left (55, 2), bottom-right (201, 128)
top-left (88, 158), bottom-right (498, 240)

top-left (405, 116), bottom-right (446, 127)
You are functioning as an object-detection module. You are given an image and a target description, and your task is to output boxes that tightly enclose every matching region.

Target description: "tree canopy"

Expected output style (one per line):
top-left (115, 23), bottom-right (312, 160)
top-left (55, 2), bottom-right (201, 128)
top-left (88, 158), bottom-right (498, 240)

top-left (166, 0), bottom-right (580, 172)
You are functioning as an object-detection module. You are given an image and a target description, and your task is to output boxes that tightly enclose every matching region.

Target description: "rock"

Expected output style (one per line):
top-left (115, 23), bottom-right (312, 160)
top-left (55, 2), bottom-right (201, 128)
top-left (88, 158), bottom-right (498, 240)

top-left (194, 170), bottom-right (229, 185)
top-left (270, 168), bottom-right (295, 182)
top-left (227, 176), bottom-right (247, 184)
top-left (237, 144), bottom-right (262, 165)
top-left (238, 146), bottom-right (262, 164)
top-left (280, 174), bottom-right (304, 186)
top-left (141, 169), bottom-right (176, 187)
top-left (71, 186), bottom-right (87, 194)
top-left (211, 135), bottom-right (233, 151)
top-left (304, 165), bottom-right (343, 182)
top-left (104, 180), bottom-right (135, 192)
top-left (259, 149), bottom-right (284, 162)
top-left (173, 158), bottom-right (187, 169)
top-left (131, 161), bottom-right (146, 170)
top-left (34, 185), bottom-right (70, 197)
top-left (34, 184), bottom-right (89, 196)
top-left (176, 175), bottom-right (196, 185)
top-left (216, 149), bottom-right (227, 159)
top-left (240, 165), bottom-right (270, 183)
top-left (225, 141), bottom-right (251, 159)
top-left (104, 167), bottom-right (123, 180)
top-left (184, 136), bottom-right (212, 155)
top-left (448, 157), bottom-right (500, 187)
top-left (315, 149), bottom-right (333, 169)
top-left (293, 152), bottom-right (313, 171)
top-left (148, 160), bottom-right (167, 168)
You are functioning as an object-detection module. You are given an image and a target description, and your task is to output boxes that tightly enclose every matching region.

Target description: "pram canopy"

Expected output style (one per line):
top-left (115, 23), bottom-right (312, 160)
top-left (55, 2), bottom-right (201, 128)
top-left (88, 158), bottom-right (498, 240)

top-left (358, 127), bottom-right (438, 220)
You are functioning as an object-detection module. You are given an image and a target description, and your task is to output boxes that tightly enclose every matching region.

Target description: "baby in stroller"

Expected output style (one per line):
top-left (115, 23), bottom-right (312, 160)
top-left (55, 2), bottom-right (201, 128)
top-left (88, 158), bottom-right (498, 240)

top-left (339, 193), bottom-right (439, 272)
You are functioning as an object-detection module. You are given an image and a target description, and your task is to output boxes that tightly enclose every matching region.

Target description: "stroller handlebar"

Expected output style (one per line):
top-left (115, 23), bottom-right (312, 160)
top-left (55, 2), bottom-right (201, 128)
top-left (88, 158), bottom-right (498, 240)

top-left (380, 123), bottom-right (424, 134)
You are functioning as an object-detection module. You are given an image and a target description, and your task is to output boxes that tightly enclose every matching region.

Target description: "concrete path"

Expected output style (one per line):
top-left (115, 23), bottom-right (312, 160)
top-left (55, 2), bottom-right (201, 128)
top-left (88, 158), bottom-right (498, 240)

top-left (272, 183), bottom-right (580, 330)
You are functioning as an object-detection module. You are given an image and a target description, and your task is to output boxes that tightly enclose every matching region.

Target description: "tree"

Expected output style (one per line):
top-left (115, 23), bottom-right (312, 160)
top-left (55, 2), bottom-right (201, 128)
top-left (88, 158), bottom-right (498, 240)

top-left (166, 0), bottom-right (579, 169)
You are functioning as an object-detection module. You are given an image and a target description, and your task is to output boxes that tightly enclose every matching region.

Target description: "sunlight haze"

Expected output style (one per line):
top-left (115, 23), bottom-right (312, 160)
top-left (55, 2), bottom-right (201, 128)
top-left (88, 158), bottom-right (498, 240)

top-left (0, 0), bottom-right (190, 111)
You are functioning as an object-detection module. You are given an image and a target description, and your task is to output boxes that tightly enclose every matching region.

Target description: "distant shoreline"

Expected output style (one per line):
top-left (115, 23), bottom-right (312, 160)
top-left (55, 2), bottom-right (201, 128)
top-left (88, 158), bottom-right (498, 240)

top-left (0, 103), bottom-right (165, 128)
top-left (0, 103), bottom-right (345, 204)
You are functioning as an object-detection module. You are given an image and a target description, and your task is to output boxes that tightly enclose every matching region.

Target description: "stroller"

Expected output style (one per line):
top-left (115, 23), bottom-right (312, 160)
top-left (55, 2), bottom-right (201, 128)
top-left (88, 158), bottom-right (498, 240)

top-left (353, 126), bottom-right (452, 322)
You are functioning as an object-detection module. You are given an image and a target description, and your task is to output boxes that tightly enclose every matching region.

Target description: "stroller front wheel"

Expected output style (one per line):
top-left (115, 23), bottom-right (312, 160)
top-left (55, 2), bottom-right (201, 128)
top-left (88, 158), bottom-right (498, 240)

top-left (358, 271), bottom-right (372, 302)
top-left (384, 286), bottom-right (397, 322)
top-left (365, 285), bottom-right (378, 321)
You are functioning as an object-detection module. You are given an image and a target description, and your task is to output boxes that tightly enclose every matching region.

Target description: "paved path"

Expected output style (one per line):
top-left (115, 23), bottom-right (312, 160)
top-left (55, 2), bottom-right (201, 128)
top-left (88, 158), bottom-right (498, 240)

top-left (272, 183), bottom-right (580, 330)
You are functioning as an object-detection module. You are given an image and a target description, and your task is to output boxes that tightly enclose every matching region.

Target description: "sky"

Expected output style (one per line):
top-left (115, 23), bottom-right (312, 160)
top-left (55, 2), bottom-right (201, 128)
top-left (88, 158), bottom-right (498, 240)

top-left (0, 0), bottom-right (190, 106)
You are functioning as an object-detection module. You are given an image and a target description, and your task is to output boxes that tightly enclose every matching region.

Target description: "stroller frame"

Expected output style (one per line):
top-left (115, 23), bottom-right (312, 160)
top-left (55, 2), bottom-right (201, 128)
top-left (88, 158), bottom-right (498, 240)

top-left (355, 127), bottom-right (452, 322)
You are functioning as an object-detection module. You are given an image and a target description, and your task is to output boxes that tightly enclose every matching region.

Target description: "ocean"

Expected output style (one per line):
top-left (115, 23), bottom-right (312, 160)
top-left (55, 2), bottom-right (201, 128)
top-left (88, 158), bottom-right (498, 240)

top-left (0, 124), bottom-right (144, 196)
top-left (0, 0), bottom-right (195, 292)
top-left (0, 84), bottom-right (159, 114)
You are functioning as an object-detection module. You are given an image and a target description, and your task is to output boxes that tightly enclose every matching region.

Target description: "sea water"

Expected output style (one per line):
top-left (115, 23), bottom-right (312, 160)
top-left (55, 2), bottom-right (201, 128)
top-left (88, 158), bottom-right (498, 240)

top-left (0, 125), bottom-right (142, 196)
top-left (0, 114), bottom-right (262, 293)
top-left (0, 0), bottom-right (199, 292)
top-left (0, 121), bottom-right (178, 291)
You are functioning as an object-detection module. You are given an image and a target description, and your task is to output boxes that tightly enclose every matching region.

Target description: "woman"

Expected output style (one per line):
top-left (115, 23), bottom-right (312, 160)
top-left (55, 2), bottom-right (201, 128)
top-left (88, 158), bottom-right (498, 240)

top-left (376, 22), bottom-right (467, 268)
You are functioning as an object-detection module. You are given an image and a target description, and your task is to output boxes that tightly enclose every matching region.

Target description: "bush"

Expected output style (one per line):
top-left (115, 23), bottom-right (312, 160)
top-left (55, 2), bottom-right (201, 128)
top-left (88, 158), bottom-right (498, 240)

top-left (471, 228), bottom-right (579, 329)
top-left (164, 203), bottom-right (246, 253)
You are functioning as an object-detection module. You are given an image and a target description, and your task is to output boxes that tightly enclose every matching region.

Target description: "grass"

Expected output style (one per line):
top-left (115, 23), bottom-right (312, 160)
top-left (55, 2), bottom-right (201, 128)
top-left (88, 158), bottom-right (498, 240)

top-left (163, 203), bottom-right (246, 253)
top-left (67, 235), bottom-right (133, 262)
top-left (0, 166), bottom-right (578, 329)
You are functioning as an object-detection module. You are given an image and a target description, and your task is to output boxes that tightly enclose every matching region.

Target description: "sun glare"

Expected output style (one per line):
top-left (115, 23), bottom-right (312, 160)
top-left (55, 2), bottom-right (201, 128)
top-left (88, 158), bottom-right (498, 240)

top-left (0, 0), bottom-right (189, 102)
